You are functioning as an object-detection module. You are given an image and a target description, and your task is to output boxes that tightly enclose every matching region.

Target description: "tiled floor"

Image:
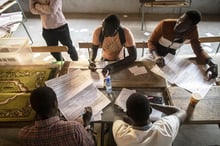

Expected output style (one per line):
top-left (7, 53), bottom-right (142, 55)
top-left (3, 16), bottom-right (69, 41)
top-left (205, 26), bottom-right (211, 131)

top-left (12, 13), bottom-right (220, 62)
top-left (1, 13), bottom-right (220, 146)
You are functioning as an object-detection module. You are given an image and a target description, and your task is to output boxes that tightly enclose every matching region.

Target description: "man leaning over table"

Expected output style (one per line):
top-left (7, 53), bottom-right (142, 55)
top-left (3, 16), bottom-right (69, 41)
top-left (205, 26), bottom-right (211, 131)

top-left (89, 14), bottom-right (137, 76)
top-left (141, 9), bottom-right (218, 80)
top-left (112, 93), bottom-right (186, 146)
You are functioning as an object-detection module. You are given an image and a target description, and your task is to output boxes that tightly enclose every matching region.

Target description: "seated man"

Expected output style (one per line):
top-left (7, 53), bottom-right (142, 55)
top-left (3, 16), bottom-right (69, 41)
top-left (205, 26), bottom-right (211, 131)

top-left (89, 14), bottom-right (137, 76)
top-left (19, 87), bottom-right (95, 146)
top-left (112, 93), bottom-right (186, 146)
top-left (143, 10), bottom-right (218, 80)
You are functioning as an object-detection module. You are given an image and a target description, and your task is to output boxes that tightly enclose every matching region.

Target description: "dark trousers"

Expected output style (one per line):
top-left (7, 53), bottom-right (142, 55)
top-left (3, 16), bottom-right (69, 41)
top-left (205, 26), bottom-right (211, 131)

top-left (42, 24), bottom-right (78, 61)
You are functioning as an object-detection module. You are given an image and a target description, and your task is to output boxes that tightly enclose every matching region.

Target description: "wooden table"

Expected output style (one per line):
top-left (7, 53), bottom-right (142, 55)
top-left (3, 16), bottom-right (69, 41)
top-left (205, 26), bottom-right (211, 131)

top-left (166, 86), bottom-right (220, 124)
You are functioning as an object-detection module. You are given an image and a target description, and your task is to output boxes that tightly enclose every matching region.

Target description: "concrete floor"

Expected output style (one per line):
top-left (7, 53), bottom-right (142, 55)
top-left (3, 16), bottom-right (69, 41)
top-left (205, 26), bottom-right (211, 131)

top-left (0, 13), bottom-right (220, 146)
top-left (12, 13), bottom-right (220, 62)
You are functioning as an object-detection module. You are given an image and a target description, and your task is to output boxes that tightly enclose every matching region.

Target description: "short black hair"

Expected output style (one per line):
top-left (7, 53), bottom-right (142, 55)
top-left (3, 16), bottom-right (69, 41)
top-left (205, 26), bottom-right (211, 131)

top-left (126, 93), bottom-right (151, 124)
top-left (102, 14), bottom-right (120, 36)
top-left (30, 86), bottom-right (57, 118)
top-left (185, 10), bottom-right (202, 25)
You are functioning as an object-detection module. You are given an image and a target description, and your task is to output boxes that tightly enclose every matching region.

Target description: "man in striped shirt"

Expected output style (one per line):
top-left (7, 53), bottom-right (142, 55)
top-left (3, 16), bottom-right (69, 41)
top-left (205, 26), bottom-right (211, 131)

top-left (19, 87), bottom-right (95, 146)
top-left (145, 10), bottom-right (218, 80)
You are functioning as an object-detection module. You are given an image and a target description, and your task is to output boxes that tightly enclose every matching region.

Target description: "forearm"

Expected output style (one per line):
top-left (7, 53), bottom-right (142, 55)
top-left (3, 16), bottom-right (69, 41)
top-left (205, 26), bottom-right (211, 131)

top-left (110, 46), bottom-right (136, 69)
top-left (89, 45), bottom-right (98, 62)
top-left (111, 55), bottom-right (136, 69)
top-left (150, 103), bottom-right (186, 123)
top-left (35, 3), bottom-right (52, 15)
top-left (29, 1), bottom-right (42, 15)
top-left (150, 103), bottom-right (179, 114)
top-left (150, 49), bottom-right (159, 58)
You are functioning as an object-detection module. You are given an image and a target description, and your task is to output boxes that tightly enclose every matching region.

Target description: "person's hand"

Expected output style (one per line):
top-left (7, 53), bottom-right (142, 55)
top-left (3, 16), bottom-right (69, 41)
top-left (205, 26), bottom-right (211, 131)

top-left (88, 60), bottom-right (97, 72)
top-left (33, 2), bottom-right (40, 7)
top-left (102, 64), bottom-right (114, 76)
top-left (155, 56), bottom-right (165, 67)
top-left (206, 64), bottom-right (218, 80)
top-left (82, 107), bottom-right (92, 127)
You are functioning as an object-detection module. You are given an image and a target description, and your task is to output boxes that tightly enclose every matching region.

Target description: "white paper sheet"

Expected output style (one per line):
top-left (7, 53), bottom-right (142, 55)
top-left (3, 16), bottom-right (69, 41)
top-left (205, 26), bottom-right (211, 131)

top-left (0, 12), bottom-right (22, 27)
top-left (128, 65), bottom-right (148, 76)
top-left (151, 54), bottom-right (214, 97)
top-left (45, 69), bottom-right (111, 121)
top-left (115, 88), bottom-right (136, 112)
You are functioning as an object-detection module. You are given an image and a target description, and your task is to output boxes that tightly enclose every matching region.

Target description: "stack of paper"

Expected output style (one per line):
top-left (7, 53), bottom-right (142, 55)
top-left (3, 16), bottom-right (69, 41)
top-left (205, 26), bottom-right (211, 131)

top-left (151, 54), bottom-right (214, 97)
top-left (45, 69), bottom-right (111, 121)
top-left (0, 12), bottom-right (22, 37)
top-left (0, 12), bottom-right (22, 26)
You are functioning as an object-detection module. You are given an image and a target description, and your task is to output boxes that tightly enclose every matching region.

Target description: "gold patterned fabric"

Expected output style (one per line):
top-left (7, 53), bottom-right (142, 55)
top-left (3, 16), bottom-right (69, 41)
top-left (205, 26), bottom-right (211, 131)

top-left (0, 64), bottom-right (59, 122)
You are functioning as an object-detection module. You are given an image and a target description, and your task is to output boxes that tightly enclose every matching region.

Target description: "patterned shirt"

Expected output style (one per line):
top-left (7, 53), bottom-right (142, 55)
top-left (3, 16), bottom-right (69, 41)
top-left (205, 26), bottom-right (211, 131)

top-left (29, 0), bottom-right (66, 29)
top-left (148, 19), bottom-right (211, 64)
top-left (19, 116), bottom-right (94, 146)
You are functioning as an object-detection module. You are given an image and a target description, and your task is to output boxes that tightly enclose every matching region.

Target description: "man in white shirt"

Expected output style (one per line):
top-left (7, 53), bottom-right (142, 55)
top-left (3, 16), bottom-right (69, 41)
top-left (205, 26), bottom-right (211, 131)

top-left (112, 93), bottom-right (186, 146)
top-left (29, 0), bottom-right (78, 61)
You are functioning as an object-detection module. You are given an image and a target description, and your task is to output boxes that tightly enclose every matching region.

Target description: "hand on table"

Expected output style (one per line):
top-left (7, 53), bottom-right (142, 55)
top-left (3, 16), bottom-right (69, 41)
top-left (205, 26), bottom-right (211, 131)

top-left (155, 56), bottom-right (165, 67)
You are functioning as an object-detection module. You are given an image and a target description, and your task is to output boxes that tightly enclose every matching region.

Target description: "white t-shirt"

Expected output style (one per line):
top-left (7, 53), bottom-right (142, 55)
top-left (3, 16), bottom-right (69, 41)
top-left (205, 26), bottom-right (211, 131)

top-left (112, 115), bottom-right (180, 146)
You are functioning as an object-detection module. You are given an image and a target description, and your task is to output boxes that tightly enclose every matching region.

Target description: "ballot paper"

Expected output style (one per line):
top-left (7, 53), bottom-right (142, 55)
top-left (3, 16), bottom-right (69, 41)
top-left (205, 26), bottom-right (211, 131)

top-left (151, 54), bottom-right (214, 97)
top-left (128, 65), bottom-right (148, 76)
top-left (0, 12), bottom-right (22, 27)
top-left (115, 88), bottom-right (163, 121)
top-left (45, 69), bottom-right (111, 121)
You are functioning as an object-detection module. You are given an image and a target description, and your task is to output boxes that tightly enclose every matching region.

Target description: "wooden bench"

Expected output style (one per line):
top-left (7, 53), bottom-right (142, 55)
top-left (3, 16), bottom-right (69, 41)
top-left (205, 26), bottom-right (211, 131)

top-left (31, 46), bottom-right (68, 53)
top-left (31, 45), bottom-right (68, 61)
top-left (139, 0), bottom-right (191, 30)
top-left (78, 36), bottom-right (220, 58)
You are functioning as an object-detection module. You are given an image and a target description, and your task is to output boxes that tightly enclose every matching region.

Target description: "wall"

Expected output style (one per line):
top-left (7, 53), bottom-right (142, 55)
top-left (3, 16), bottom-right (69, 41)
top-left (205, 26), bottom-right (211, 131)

top-left (18, 0), bottom-right (220, 14)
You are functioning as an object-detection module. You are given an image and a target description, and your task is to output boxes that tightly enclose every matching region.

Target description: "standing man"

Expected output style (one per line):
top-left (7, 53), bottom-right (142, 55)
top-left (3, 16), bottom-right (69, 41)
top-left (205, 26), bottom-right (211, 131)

top-left (29, 0), bottom-right (78, 61)
top-left (19, 86), bottom-right (95, 146)
top-left (89, 14), bottom-right (137, 76)
top-left (145, 10), bottom-right (218, 80)
top-left (113, 93), bottom-right (186, 146)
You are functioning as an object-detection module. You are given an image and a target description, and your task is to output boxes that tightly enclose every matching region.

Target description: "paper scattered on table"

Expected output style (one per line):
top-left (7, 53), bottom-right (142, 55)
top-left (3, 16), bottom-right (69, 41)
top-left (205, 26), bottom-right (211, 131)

top-left (151, 54), bottom-right (214, 97)
top-left (129, 65), bottom-right (148, 76)
top-left (82, 70), bottom-right (105, 88)
top-left (0, 12), bottom-right (22, 27)
top-left (45, 69), bottom-right (111, 121)
top-left (115, 88), bottom-right (136, 112)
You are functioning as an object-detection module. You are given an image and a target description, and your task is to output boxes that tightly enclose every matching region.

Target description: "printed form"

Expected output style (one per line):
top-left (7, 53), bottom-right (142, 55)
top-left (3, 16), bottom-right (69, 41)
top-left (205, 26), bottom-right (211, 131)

top-left (151, 54), bottom-right (214, 97)
top-left (45, 69), bottom-right (111, 121)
